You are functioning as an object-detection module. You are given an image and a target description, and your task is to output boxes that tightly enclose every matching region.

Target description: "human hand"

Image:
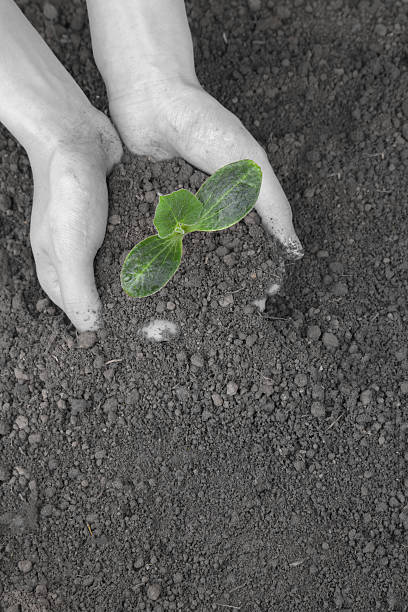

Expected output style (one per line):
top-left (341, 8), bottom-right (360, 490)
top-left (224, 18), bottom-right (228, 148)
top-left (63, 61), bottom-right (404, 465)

top-left (29, 129), bottom-right (121, 331)
top-left (108, 80), bottom-right (303, 296)
top-left (164, 86), bottom-right (304, 262)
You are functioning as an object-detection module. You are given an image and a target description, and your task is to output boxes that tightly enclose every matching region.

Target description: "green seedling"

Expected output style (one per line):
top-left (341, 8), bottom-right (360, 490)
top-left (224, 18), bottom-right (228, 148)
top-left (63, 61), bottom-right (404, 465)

top-left (121, 159), bottom-right (262, 298)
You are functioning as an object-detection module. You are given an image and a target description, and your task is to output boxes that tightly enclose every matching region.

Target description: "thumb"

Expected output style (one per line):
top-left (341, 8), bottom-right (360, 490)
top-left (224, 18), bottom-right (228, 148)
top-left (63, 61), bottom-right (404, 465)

top-left (57, 257), bottom-right (102, 332)
top-left (254, 165), bottom-right (304, 261)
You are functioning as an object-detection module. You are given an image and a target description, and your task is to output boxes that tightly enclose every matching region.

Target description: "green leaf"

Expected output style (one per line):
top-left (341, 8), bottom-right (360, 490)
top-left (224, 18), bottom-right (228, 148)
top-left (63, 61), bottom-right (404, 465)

top-left (121, 234), bottom-right (182, 298)
top-left (188, 159), bottom-right (262, 232)
top-left (154, 189), bottom-right (203, 238)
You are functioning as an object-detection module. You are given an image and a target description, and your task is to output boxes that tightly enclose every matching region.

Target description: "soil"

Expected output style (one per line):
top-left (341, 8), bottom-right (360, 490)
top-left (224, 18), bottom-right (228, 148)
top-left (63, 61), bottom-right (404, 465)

top-left (1, 0), bottom-right (408, 611)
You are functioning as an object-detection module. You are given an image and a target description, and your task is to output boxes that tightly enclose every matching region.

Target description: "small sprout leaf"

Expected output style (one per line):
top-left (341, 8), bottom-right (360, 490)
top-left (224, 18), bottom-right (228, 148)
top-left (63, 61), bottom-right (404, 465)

top-left (154, 189), bottom-right (203, 238)
top-left (120, 159), bottom-right (264, 298)
top-left (121, 234), bottom-right (182, 298)
top-left (188, 159), bottom-right (262, 232)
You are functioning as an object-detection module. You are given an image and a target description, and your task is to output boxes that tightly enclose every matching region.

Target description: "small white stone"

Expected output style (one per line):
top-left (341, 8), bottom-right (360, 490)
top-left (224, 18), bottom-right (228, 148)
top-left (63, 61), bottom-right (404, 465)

top-left (15, 466), bottom-right (30, 478)
top-left (43, 2), bottom-right (58, 20)
top-left (252, 297), bottom-right (266, 312)
top-left (147, 583), bottom-right (161, 601)
top-left (28, 432), bottom-right (42, 445)
top-left (212, 393), bottom-right (223, 407)
top-left (14, 368), bottom-right (29, 381)
top-left (267, 283), bottom-right (281, 296)
top-left (226, 382), bottom-right (238, 396)
top-left (400, 381), bottom-right (408, 394)
top-left (374, 23), bottom-right (387, 36)
top-left (191, 353), bottom-right (204, 368)
top-left (140, 319), bottom-right (178, 342)
top-left (108, 214), bottom-right (121, 225)
top-left (311, 402), bottom-right (326, 418)
top-left (218, 294), bottom-right (234, 307)
top-left (15, 415), bottom-right (28, 429)
top-left (36, 297), bottom-right (49, 312)
top-left (360, 390), bottom-right (372, 406)
top-left (18, 559), bottom-right (32, 573)
top-left (247, 0), bottom-right (262, 11)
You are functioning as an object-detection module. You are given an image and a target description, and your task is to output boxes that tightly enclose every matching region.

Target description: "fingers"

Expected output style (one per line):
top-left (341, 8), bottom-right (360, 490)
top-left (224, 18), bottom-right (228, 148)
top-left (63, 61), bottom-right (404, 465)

top-left (44, 150), bottom-right (108, 331)
top-left (254, 163), bottom-right (304, 261)
top-left (33, 245), bottom-right (101, 331)
top-left (167, 88), bottom-right (304, 259)
top-left (56, 256), bottom-right (102, 332)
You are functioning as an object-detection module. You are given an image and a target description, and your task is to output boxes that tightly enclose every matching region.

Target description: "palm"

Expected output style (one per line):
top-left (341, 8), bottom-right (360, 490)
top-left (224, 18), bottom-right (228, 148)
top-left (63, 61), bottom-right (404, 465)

top-left (109, 82), bottom-right (303, 262)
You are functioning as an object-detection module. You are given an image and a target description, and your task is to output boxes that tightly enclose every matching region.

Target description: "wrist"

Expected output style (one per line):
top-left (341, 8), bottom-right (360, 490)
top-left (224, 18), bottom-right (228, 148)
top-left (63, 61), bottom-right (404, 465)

top-left (107, 68), bottom-right (200, 108)
top-left (25, 103), bottom-right (122, 177)
top-left (10, 94), bottom-right (98, 156)
top-left (98, 51), bottom-right (200, 105)
top-left (86, 0), bottom-right (198, 102)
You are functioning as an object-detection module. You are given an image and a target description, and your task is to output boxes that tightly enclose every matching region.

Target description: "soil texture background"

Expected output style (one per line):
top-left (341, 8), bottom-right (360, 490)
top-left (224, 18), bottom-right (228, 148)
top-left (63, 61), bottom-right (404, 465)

top-left (1, 0), bottom-right (408, 610)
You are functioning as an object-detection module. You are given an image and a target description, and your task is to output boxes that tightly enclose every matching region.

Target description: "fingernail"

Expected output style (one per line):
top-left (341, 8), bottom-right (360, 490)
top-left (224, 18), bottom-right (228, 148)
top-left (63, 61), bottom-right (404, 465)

top-left (283, 236), bottom-right (304, 261)
top-left (70, 304), bottom-right (102, 332)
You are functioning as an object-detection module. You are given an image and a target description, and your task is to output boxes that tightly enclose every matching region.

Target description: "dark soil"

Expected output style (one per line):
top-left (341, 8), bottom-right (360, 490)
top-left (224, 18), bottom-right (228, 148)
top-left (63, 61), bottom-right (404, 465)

top-left (1, 0), bottom-right (408, 610)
